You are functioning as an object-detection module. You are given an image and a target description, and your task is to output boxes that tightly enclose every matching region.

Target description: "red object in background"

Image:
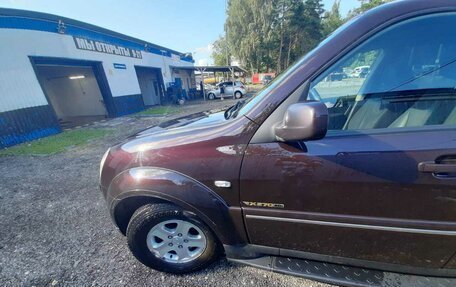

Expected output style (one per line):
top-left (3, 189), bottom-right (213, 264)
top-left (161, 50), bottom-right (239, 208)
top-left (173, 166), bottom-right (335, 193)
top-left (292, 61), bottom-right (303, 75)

top-left (252, 73), bottom-right (276, 84)
top-left (252, 74), bottom-right (260, 84)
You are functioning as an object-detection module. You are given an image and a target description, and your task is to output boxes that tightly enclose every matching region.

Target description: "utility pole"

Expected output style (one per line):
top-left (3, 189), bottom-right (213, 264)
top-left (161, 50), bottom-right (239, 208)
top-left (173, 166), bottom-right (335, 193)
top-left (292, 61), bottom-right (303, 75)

top-left (225, 0), bottom-right (229, 67)
top-left (225, 0), bottom-right (234, 96)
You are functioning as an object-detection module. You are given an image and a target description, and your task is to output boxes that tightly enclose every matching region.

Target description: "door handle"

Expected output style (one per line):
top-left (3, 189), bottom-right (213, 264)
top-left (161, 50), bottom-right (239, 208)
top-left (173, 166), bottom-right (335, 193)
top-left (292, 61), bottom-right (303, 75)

top-left (418, 161), bottom-right (456, 173)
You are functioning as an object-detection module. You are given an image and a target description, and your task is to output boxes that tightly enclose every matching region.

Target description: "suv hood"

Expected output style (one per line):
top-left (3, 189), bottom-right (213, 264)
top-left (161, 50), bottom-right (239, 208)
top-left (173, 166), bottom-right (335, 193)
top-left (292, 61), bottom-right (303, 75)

top-left (121, 109), bottom-right (228, 153)
top-left (135, 110), bottom-right (226, 137)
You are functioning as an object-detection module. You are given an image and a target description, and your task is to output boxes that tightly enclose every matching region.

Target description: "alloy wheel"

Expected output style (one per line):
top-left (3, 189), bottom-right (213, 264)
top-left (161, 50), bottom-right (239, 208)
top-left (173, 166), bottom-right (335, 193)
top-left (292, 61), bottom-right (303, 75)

top-left (146, 220), bottom-right (207, 264)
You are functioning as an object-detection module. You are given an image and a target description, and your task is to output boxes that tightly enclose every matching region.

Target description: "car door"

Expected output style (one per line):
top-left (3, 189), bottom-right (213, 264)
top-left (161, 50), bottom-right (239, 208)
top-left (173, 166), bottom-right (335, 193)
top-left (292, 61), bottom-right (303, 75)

top-left (240, 12), bottom-right (456, 269)
top-left (224, 82), bottom-right (234, 96)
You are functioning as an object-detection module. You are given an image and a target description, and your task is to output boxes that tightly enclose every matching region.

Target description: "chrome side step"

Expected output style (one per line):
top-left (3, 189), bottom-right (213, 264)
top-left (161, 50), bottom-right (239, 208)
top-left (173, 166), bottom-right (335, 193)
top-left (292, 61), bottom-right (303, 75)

top-left (229, 256), bottom-right (456, 287)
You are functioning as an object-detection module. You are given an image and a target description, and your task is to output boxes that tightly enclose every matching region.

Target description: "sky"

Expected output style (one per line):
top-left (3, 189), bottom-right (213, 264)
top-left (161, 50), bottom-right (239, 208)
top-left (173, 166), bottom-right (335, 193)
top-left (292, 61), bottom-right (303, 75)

top-left (0, 0), bottom-right (359, 65)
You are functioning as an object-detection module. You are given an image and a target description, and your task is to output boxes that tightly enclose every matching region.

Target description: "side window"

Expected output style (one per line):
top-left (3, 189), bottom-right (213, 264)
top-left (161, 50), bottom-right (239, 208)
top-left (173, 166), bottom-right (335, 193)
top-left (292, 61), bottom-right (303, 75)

top-left (308, 13), bottom-right (456, 131)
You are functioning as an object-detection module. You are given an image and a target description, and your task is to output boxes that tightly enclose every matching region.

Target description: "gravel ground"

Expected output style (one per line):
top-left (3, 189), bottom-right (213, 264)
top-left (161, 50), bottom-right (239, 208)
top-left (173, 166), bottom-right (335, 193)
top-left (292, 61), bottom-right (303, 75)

top-left (0, 96), bottom-right (333, 287)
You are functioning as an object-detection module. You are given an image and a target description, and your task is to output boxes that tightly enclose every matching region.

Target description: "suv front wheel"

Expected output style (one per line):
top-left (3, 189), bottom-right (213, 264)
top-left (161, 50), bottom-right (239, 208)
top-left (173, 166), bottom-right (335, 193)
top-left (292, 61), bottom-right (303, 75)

top-left (126, 203), bottom-right (220, 274)
top-left (234, 91), bottom-right (242, 99)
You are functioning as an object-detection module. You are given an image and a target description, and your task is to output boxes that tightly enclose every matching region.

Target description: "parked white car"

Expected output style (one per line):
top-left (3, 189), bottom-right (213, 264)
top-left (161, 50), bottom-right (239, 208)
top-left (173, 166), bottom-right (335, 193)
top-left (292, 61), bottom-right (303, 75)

top-left (207, 81), bottom-right (246, 100)
top-left (350, 65), bottom-right (371, 78)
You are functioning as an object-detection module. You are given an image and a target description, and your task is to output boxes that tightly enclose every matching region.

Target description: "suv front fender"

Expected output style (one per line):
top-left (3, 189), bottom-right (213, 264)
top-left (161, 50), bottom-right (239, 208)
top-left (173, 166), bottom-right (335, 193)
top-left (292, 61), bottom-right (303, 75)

top-left (106, 167), bottom-right (247, 245)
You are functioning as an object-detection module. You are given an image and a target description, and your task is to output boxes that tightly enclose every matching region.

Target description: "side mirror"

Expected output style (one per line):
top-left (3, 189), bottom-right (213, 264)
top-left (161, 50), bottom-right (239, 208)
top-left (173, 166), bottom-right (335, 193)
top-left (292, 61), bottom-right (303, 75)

top-left (275, 101), bottom-right (328, 142)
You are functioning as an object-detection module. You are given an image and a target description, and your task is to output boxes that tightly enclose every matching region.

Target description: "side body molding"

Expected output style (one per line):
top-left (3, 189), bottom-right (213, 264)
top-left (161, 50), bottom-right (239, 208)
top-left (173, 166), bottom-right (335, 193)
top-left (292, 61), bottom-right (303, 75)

top-left (107, 167), bottom-right (247, 245)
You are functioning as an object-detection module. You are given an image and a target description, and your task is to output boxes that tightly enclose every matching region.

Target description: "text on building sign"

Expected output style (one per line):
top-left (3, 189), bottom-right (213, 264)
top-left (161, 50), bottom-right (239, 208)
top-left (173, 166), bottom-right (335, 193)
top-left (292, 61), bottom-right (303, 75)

top-left (73, 37), bottom-right (142, 59)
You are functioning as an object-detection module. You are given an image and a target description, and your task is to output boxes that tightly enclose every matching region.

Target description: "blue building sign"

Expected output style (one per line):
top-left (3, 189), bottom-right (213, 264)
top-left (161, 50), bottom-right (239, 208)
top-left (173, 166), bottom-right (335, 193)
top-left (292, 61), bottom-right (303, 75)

top-left (113, 63), bottom-right (127, 69)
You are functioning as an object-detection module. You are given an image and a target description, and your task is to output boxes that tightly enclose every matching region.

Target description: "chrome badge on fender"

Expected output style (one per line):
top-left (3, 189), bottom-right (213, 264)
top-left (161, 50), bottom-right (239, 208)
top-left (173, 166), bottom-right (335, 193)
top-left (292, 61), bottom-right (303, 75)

top-left (243, 201), bottom-right (285, 209)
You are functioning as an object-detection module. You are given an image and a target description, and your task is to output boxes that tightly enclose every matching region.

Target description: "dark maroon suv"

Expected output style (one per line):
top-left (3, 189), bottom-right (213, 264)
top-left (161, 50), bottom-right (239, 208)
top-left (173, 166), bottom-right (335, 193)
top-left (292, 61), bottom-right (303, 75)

top-left (100, 1), bottom-right (456, 285)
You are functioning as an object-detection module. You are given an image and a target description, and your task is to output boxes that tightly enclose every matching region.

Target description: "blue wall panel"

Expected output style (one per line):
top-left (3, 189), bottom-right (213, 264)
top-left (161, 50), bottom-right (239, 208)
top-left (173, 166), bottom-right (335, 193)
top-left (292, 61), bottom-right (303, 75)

top-left (0, 93), bottom-right (146, 149)
top-left (0, 105), bottom-right (61, 148)
top-left (113, 94), bottom-right (145, 116)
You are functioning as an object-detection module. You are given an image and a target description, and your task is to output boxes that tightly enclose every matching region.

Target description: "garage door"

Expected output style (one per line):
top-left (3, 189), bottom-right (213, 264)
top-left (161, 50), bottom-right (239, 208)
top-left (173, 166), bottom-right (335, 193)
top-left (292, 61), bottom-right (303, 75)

top-left (135, 67), bottom-right (162, 106)
top-left (34, 65), bottom-right (108, 128)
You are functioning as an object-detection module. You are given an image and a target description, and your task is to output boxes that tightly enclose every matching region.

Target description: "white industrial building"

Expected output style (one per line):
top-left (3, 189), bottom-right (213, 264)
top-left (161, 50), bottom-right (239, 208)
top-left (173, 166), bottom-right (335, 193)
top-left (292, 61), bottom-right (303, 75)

top-left (0, 8), bottom-right (195, 148)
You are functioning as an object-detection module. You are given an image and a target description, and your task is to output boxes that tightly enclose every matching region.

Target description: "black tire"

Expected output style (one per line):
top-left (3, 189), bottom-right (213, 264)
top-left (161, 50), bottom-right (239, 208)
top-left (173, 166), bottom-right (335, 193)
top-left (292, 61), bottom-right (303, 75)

top-left (234, 91), bottom-right (242, 99)
top-left (126, 203), bottom-right (220, 274)
top-left (208, 93), bottom-right (215, 100)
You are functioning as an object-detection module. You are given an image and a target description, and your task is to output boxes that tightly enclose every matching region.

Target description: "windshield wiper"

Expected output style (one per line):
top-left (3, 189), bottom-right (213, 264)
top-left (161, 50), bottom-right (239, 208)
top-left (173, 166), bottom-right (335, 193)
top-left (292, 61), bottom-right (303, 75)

top-left (224, 105), bottom-right (234, 119)
top-left (224, 100), bottom-right (246, 119)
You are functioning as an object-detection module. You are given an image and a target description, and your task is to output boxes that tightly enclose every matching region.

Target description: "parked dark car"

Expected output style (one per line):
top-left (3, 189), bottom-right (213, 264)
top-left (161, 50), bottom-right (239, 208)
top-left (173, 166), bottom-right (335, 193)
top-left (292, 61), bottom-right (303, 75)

top-left (262, 74), bottom-right (273, 85)
top-left (100, 1), bottom-right (456, 285)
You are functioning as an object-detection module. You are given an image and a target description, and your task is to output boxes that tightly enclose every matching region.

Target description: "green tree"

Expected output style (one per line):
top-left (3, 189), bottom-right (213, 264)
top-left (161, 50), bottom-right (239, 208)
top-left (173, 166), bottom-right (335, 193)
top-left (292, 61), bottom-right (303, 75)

top-left (225, 0), bottom-right (275, 73)
top-left (300, 0), bottom-right (324, 53)
top-left (273, 0), bottom-right (324, 72)
top-left (211, 36), bottom-right (231, 66)
top-left (322, 0), bottom-right (344, 37)
top-left (221, 0), bottom-right (324, 73)
top-left (216, 0), bottom-right (395, 73)
top-left (348, 0), bottom-right (393, 18)
top-left (273, 0), bottom-right (295, 72)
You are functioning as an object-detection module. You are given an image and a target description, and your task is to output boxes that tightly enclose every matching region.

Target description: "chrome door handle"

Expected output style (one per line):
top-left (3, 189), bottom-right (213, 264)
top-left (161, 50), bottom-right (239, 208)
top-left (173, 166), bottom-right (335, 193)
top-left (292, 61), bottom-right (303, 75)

top-left (418, 161), bottom-right (456, 173)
